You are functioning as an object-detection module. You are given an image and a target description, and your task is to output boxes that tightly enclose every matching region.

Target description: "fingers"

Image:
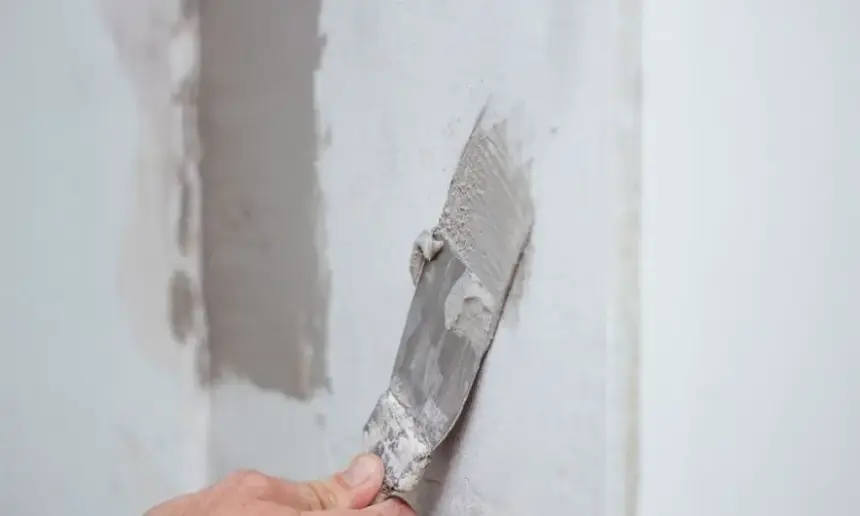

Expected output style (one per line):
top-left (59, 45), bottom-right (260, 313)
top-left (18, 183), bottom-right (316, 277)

top-left (289, 454), bottom-right (385, 511)
top-left (142, 457), bottom-right (400, 516)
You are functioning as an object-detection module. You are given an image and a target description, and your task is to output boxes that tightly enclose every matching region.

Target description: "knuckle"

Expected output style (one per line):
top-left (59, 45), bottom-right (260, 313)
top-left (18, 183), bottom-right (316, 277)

top-left (227, 469), bottom-right (271, 493)
top-left (330, 471), bottom-right (352, 492)
top-left (302, 480), bottom-right (340, 510)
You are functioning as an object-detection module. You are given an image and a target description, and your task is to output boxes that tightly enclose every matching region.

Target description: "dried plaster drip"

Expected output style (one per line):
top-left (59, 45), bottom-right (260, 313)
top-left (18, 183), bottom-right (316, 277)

top-left (169, 9), bottom-right (206, 352)
top-left (167, 7), bottom-right (207, 354)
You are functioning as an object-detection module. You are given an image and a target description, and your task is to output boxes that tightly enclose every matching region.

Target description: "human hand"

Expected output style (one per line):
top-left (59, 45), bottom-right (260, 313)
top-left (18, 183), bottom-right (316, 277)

top-left (144, 454), bottom-right (414, 516)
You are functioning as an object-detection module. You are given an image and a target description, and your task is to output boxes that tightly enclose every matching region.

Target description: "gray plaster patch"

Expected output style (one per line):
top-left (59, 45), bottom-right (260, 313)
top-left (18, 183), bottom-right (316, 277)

top-left (198, 0), bottom-right (330, 399)
top-left (169, 270), bottom-right (195, 342)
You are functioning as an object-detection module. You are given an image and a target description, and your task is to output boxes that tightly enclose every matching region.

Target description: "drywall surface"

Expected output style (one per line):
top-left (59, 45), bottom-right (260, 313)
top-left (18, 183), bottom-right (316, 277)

top-left (640, 1), bottom-right (860, 515)
top-left (203, 1), bottom-right (640, 515)
top-left (0, 0), bottom-right (207, 514)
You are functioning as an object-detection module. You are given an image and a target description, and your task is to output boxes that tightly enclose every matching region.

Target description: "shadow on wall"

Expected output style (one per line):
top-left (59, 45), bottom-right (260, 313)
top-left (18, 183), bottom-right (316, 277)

top-left (198, 0), bottom-right (330, 398)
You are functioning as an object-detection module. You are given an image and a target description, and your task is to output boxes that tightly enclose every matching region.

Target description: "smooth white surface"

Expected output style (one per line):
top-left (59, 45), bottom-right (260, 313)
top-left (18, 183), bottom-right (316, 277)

top-left (0, 1), bottom-right (206, 514)
top-left (641, 1), bottom-right (860, 515)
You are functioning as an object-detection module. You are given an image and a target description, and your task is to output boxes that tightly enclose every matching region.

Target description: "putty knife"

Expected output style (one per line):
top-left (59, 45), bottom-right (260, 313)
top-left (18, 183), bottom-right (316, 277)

top-left (363, 103), bottom-right (534, 500)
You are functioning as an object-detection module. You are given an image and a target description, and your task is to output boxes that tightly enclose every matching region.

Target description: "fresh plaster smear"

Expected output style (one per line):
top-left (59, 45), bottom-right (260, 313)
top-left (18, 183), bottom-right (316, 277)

top-left (198, 0), bottom-right (330, 400)
top-left (436, 105), bottom-right (534, 301)
top-left (198, 0), bottom-right (335, 481)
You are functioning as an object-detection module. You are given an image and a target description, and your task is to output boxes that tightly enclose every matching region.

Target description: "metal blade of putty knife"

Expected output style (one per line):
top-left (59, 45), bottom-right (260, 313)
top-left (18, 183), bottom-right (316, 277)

top-left (363, 102), bottom-right (534, 500)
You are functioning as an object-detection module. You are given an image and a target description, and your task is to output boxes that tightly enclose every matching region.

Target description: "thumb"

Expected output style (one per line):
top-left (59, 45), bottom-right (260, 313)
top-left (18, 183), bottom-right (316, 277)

top-left (296, 454), bottom-right (385, 510)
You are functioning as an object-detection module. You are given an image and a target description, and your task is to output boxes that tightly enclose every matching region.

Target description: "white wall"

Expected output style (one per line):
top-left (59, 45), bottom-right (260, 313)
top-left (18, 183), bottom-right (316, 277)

top-left (203, 1), bottom-right (640, 516)
top-left (0, 0), bottom-right (640, 514)
top-left (641, 1), bottom-right (860, 515)
top-left (0, 0), bottom-right (207, 514)
top-left (6, 0), bottom-right (859, 515)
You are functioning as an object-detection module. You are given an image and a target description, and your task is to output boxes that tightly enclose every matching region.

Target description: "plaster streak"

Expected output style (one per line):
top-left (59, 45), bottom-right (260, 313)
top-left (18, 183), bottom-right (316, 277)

top-left (98, 0), bottom-right (209, 501)
top-left (199, 0), bottom-right (331, 400)
top-left (101, 0), bottom-right (207, 362)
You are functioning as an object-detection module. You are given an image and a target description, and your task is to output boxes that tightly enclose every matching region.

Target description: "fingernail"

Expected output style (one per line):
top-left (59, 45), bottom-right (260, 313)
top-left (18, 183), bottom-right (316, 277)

top-left (342, 454), bottom-right (377, 488)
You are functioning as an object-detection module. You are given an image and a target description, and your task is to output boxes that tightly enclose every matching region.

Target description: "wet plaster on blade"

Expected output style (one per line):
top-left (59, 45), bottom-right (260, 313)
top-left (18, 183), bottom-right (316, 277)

top-left (436, 104), bottom-right (535, 303)
top-left (199, 0), bottom-right (331, 399)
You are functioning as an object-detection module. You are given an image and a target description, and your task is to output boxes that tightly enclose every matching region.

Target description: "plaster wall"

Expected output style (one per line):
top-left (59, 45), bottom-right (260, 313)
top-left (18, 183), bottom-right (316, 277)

top-left (6, 1), bottom-right (859, 516)
top-left (201, 2), bottom-right (640, 516)
top-left (640, 1), bottom-right (860, 515)
top-left (0, 0), bottom-right (207, 514)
